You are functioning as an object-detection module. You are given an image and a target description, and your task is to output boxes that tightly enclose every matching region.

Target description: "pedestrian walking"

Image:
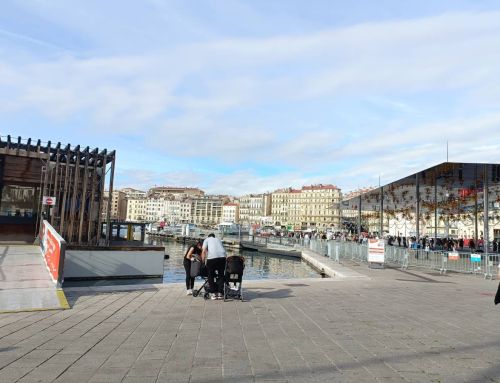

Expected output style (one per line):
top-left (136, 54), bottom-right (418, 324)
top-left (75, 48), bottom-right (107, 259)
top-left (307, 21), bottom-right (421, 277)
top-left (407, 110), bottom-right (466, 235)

top-left (202, 233), bottom-right (227, 300)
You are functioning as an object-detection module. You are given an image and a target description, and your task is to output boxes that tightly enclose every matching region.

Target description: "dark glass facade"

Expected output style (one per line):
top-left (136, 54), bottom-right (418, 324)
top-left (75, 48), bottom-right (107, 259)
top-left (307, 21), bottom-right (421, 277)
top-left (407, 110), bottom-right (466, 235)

top-left (343, 162), bottom-right (500, 245)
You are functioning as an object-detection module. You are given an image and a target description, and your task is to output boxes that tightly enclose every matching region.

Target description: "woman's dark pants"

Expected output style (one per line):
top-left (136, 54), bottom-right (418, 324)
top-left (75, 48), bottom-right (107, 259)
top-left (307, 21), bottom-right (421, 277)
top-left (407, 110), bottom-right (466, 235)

top-left (183, 258), bottom-right (195, 290)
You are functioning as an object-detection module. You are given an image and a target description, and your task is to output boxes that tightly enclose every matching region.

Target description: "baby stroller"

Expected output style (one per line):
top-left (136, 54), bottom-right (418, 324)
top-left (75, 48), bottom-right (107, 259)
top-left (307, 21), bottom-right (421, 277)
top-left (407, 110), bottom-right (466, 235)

top-left (191, 257), bottom-right (210, 299)
top-left (224, 256), bottom-right (245, 301)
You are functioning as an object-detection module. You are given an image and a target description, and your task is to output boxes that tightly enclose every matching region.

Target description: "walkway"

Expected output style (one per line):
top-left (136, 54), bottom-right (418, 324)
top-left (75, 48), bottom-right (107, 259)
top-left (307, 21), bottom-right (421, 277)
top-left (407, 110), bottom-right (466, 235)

top-left (0, 245), bottom-right (68, 313)
top-left (301, 248), bottom-right (369, 279)
top-left (0, 266), bottom-right (499, 382)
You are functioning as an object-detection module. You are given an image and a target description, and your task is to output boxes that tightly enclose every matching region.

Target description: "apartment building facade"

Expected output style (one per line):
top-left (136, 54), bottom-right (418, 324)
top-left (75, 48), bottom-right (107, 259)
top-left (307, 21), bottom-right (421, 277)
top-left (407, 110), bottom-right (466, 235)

top-left (222, 203), bottom-right (239, 223)
top-left (126, 197), bottom-right (147, 222)
top-left (272, 185), bottom-right (342, 231)
top-left (239, 194), bottom-right (271, 225)
top-left (102, 190), bottom-right (127, 221)
top-left (191, 196), bottom-right (223, 226)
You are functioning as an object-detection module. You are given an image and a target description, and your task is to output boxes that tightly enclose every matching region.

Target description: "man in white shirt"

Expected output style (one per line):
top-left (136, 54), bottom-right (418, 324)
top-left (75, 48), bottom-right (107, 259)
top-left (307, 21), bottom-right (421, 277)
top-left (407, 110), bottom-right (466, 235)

top-left (202, 233), bottom-right (227, 300)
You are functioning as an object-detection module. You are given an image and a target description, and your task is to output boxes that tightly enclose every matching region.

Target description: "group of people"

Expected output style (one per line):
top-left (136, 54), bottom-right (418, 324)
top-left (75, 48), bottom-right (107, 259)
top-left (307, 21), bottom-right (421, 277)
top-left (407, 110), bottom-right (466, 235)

top-left (183, 233), bottom-right (228, 300)
top-left (385, 235), bottom-right (498, 252)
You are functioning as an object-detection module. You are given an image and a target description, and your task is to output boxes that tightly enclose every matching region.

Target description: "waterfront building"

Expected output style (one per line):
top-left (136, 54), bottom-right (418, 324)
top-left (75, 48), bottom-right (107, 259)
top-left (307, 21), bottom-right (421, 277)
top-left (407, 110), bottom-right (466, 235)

top-left (222, 202), bottom-right (239, 223)
top-left (272, 185), bottom-right (342, 231)
top-left (342, 162), bottom-right (500, 244)
top-left (191, 196), bottom-right (223, 226)
top-left (148, 186), bottom-right (204, 199)
top-left (160, 199), bottom-right (192, 224)
top-left (300, 185), bottom-right (342, 231)
top-left (271, 188), bottom-right (291, 228)
top-left (179, 201), bottom-right (192, 223)
top-left (121, 188), bottom-right (147, 199)
top-left (126, 197), bottom-right (147, 222)
top-left (145, 197), bottom-right (164, 222)
top-left (0, 135), bottom-right (115, 244)
top-left (122, 187), bottom-right (194, 224)
top-left (102, 190), bottom-right (127, 221)
top-left (239, 194), bottom-right (270, 225)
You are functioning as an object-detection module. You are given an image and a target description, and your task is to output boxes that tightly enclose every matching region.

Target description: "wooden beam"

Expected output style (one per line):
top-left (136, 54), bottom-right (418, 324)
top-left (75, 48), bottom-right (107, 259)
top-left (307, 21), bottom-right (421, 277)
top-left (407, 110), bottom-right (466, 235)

top-left (67, 146), bottom-right (81, 243)
top-left (77, 147), bottom-right (90, 243)
top-left (59, 155), bottom-right (71, 238)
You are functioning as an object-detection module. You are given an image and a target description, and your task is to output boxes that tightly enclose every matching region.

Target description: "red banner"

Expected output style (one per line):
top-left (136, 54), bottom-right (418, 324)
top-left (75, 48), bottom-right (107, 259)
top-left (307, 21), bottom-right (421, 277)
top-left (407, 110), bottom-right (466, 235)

top-left (39, 220), bottom-right (66, 286)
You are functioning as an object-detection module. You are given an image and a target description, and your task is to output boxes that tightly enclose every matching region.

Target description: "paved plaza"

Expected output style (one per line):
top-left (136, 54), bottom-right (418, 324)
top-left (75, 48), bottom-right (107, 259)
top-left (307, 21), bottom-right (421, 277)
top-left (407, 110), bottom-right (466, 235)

top-left (0, 264), bottom-right (499, 383)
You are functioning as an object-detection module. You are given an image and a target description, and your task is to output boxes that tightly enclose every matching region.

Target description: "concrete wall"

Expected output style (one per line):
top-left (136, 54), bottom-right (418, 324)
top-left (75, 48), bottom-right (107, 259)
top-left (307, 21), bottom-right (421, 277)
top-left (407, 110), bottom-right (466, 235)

top-left (64, 249), bottom-right (164, 279)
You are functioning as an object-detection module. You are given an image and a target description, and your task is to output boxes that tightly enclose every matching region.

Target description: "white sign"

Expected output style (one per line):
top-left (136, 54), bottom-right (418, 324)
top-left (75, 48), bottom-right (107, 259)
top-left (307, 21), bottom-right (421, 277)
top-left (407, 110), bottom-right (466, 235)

top-left (43, 196), bottom-right (56, 206)
top-left (471, 253), bottom-right (481, 263)
top-left (368, 238), bottom-right (385, 264)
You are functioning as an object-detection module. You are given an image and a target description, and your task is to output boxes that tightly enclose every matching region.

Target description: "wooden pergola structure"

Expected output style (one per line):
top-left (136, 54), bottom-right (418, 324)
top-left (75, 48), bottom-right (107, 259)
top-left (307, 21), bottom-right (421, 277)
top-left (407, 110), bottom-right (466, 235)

top-left (0, 135), bottom-right (116, 245)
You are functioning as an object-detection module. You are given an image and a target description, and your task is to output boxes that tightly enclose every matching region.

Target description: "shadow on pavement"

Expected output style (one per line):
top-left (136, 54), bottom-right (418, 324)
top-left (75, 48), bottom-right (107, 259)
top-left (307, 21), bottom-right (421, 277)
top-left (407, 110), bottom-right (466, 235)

top-left (191, 337), bottom-right (500, 383)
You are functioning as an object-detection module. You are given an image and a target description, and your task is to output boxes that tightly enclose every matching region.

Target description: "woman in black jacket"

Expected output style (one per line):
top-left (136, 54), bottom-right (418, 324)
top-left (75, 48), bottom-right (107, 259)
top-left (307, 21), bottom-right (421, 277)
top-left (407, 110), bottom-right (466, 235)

top-left (184, 241), bottom-right (202, 296)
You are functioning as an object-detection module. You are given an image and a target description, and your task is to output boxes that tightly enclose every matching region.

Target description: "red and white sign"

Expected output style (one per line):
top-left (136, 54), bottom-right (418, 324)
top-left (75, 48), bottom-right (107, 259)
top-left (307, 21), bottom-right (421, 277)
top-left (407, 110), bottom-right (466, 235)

top-left (448, 252), bottom-right (460, 261)
top-left (39, 220), bottom-right (66, 286)
top-left (368, 238), bottom-right (385, 264)
top-left (43, 196), bottom-right (56, 206)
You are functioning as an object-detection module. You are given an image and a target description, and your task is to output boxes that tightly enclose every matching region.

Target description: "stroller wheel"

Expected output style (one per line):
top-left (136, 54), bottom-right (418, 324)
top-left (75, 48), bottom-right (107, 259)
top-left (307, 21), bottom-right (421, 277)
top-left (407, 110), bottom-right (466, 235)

top-left (192, 290), bottom-right (199, 297)
top-left (203, 292), bottom-right (210, 300)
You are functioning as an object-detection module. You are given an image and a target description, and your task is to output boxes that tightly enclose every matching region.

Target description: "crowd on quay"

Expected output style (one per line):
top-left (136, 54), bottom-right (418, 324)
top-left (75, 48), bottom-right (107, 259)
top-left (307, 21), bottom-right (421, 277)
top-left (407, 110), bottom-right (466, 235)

top-left (385, 235), bottom-right (499, 253)
top-left (255, 229), bottom-right (500, 253)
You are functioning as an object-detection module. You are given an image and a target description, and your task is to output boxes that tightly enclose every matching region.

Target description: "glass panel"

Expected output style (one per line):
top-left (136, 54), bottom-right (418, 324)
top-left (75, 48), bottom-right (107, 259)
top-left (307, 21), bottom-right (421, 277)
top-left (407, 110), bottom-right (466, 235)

top-left (0, 185), bottom-right (40, 218)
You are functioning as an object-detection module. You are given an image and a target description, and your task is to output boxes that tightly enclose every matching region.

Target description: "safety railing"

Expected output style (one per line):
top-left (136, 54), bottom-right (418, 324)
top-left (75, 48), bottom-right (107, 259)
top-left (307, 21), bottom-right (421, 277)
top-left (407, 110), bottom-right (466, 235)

top-left (304, 239), bottom-right (498, 279)
top-left (243, 236), bottom-right (498, 279)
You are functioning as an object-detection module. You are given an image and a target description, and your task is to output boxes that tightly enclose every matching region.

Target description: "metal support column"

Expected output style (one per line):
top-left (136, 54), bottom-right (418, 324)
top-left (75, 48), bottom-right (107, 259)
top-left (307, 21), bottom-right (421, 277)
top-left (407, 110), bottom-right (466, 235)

top-left (475, 164), bottom-right (479, 243)
top-left (484, 165), bottom-right (491, 278)
top-left (416, 173), bottom-right (420, 242)
top-left (380, 186), bottom-right (384, 238)
top-left (434, 176), bottom-right (438, 241)
top-left (358, 195), bottom-right (362, 238)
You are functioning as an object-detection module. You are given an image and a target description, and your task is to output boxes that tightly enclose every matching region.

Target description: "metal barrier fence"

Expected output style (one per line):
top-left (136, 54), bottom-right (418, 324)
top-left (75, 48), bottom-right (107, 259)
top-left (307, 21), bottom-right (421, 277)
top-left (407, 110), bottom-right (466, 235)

top-left (318, 240), bottom-right (499, 279)
top-left (243, 236), bottom-right (498, 279)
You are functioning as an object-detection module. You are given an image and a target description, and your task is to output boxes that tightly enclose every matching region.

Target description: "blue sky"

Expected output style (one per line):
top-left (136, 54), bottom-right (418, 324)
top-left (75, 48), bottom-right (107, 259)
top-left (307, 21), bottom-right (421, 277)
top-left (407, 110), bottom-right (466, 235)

top-left (2, 0), bottom-right (500, 195)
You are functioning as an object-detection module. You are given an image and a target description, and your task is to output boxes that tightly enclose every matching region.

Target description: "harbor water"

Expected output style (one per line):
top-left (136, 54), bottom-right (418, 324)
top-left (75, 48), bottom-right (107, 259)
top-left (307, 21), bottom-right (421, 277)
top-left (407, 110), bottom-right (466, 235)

top-left (154, 239), bottom-right (320, 283)
top-left (63, 236), bottom-right (320, 287)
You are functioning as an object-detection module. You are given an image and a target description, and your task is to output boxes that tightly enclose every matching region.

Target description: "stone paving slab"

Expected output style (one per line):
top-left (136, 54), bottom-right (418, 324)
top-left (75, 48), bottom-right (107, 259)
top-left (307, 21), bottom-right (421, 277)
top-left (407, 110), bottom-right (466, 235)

top-left (0, 266), bottom-right (500, 382)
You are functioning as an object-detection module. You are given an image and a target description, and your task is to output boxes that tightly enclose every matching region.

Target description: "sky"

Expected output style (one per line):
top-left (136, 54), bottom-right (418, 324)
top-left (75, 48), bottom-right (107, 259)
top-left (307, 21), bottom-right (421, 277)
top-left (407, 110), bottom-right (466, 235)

top-left (1, 0), bottom-right (500, 196)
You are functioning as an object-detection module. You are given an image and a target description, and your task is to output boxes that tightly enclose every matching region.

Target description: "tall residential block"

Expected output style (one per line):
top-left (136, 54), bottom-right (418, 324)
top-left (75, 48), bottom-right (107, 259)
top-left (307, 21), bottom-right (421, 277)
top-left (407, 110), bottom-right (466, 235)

top-left (239, 194), bottom-right (271, 225)
top-left (191, 196), bottom-right (224, 226)
top-left (222, 203), bottom-right (239, 223)
top-left (272, 184), bottom-right (341, 231)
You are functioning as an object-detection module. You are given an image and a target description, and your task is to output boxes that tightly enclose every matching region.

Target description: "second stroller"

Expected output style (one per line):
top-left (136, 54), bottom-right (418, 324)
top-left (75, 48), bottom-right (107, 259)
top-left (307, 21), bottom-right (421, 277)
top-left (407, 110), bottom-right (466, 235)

top-left (223, 255), bottom-right (245, 301)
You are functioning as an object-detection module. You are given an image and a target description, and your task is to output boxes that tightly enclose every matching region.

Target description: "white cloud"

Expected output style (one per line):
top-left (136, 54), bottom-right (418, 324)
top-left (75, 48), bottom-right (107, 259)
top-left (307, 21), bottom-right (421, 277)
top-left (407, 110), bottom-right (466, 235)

top-left (2, 9), bottom-right (500, 194)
